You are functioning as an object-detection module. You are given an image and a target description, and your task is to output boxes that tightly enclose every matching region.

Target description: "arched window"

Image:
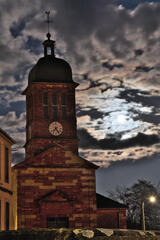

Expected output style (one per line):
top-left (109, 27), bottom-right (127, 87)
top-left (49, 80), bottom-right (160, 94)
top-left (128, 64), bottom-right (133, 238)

top-left (47, 47), bottom-right (51, 55)
top-left (43, 92), bottom-right (49, 119)
top-left (52, 93), bottom-right (58, 120)
top-left (61, 93), bottom-right (67, 120)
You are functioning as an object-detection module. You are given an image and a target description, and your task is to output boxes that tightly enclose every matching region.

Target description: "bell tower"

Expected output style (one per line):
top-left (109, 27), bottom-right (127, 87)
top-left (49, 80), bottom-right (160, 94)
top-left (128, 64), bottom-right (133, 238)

top-left (15, 13), bottom-right (98, 229)
top-left (23, 26), bottom-right (79, 159)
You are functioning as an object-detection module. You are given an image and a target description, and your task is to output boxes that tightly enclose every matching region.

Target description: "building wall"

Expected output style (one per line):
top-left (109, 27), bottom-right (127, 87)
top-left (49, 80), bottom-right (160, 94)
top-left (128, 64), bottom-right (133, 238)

top-left (25, 83), bottom-right (79, 159)
top-left (97, 208), bottom-right (127, 229)
top-left (0, 132), bottom-right (16, 230)
top-left (14, 148), bottom-right (97, 229)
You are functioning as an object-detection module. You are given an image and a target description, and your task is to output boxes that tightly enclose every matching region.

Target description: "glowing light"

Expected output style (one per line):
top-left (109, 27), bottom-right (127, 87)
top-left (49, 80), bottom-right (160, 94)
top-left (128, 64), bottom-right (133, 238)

top-left (149, 196), bottom-right (156, 203)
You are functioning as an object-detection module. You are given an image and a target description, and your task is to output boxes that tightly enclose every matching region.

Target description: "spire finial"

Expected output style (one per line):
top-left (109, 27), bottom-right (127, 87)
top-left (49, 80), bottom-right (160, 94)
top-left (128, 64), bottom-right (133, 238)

top-left (45, 11), bottom-right (52, 39)
top-left (43, 11), bottom-right (55, 57)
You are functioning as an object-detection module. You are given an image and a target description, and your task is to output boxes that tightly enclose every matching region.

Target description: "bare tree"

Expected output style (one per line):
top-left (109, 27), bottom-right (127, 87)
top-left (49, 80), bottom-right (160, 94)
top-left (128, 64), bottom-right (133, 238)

top-left (108, 179), bottom-right (160, 230)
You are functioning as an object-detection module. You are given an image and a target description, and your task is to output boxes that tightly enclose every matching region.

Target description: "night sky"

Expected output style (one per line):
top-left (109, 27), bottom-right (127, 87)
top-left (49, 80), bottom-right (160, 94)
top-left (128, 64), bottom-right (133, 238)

top-left (1, 0), bottom-right (160, 196)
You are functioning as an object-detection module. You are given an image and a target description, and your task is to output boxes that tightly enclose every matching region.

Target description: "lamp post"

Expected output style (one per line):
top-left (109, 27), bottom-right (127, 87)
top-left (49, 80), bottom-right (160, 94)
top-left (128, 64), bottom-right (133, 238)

top-left (142, 196), bottom-right (156, 231)
top-left (142, 201), bottom-right (145, 232)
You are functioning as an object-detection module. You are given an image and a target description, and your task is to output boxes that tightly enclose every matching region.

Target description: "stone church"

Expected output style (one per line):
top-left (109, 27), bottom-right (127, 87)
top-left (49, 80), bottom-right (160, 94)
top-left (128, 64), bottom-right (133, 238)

top-left (13, 31), bottom-right (127, 229)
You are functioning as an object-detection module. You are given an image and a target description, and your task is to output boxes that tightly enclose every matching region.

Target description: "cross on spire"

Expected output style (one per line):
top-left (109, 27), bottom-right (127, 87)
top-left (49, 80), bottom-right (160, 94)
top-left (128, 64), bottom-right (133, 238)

top-left (45, 11), bottom-right (52, 39)
top-left (43, 11), bottom-right (55, 57)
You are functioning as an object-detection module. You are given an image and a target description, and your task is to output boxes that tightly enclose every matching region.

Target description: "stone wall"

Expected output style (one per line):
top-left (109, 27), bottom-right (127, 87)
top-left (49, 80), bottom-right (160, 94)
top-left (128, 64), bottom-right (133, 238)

top-left (97, 209), bottom-right (127, 229)
top-left (0, 229), bottom-right (160, 239)
top-left (14, 148), bottom-right (97, 229)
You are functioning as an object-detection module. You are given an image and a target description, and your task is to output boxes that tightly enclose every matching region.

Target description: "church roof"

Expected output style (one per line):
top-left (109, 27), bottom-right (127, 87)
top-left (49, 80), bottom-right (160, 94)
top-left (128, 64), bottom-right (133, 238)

top-left (28, 55), bottom-right (74, 84)
top-left (96, 193), bottom-right (127, 209)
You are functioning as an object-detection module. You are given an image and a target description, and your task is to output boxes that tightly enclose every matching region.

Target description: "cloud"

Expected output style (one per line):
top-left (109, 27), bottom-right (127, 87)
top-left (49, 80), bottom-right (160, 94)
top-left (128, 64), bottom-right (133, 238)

top-left (0, 111), bottom-right (26, 162)
top-left (77, 108), bottom-right (104, 120)
top-left (0, 88), bottom-right (25, 107)
top-left (134, 49), bottom-right (144, 56)
top-left (79, 143), bottom-right (160, 167)
top-left (135, 65), bottom-right (154, 72)
top-left (102, 62), bottom-right (124, 70)
top-left (78, 128), bottom-right (160, 150)
top-left (1, 0), bottom-right (160, 90)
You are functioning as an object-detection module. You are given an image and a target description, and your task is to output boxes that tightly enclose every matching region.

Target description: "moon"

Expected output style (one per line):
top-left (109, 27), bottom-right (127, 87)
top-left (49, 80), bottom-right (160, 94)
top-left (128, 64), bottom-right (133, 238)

top-left (117, 114), bottom-right (127, 124)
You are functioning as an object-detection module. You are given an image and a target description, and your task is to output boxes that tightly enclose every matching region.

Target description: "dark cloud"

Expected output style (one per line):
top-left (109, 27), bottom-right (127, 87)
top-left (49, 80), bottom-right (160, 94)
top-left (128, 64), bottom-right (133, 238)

top-left (76, 75), bottom-right (124, 93)
top-left (119, 89), bottom-right (160, 109)
top-left (137, 113), bottom-right (160, 125)
top-left (10, 20), bottom-right (26, 38)
top-left (114, 151), bottom-right (122, 155)
top-left (102, 62), bottom-right (124, 70)
top-left (24, 36), bottom-right (41, 55)
top-left (135, 65), bottom-right (154, 72)
top-left (78, 128), bottom-right (97, 148)
top-left (110, 38), bottom-right (133, 58)
top-left (51, 0), bottom-right (116, 62)
top-left (117, 89), bottom-right (160, 126)
top-left (0, 101), bottom-right (25, 117)
top-left (22, 0), bottom-right (132, 64)
top-left (78, 128), bottom-right (159, 150)
top-left (10, 101), bottom-right (25, 117)
top-left (134, 49), bottom-right (144, 56)
top-left (133, 3), bottom-right (160, 40)
top-left (77, 108), bottom-right (104, 120)
top-left (5, 0), bottom-right (160, 75)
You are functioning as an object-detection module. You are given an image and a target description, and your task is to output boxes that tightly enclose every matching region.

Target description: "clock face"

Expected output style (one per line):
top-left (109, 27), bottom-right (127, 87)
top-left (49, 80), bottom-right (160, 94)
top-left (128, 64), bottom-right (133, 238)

top-left (49, 121), bottom-right (63, 136)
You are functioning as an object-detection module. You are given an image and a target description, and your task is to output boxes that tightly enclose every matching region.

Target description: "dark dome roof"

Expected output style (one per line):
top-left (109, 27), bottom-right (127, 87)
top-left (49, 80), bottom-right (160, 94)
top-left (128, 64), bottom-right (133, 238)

top-left (28, 55), bottom-right (73, 84)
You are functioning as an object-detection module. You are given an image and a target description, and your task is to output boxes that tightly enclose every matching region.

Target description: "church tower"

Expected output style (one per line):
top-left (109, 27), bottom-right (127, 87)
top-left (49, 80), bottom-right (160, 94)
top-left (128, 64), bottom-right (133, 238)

top-left (24, 32), bottom-right (78, 159)
top-left (14, 17), bottom-right (98, 229)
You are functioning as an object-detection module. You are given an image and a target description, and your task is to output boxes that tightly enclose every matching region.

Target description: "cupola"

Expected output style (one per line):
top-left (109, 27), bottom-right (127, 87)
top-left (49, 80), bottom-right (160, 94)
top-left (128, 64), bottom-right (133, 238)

top-left (28, 32), bottom-right (73, 84)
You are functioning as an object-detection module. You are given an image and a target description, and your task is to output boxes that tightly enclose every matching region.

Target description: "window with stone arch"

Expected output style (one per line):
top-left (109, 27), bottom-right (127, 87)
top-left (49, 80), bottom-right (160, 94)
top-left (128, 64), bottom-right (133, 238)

top-left (52, 93), bottom-right (58, 120)
top-left (61, 93), bottom-right (67, 120)
top-left (43, 92), bottom-right (49, 119)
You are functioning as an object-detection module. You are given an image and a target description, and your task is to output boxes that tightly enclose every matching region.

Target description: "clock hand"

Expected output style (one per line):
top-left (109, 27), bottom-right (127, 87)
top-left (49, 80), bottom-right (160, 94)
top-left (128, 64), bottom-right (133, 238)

top-left (54, 128), bottom-right (60, 134)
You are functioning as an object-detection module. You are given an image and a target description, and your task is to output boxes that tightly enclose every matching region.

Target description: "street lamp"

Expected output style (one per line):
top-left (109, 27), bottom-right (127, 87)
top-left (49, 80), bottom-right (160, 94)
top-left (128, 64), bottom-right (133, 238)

top-left (142, 196), bottom-right (156, 231)
top-left (149, 196), bottom-right (156, 203)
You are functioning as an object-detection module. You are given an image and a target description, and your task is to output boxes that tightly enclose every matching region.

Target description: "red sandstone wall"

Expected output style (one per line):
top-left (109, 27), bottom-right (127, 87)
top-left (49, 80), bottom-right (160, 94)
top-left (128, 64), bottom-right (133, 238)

top-left (97, 209), bottom-right (127, 229)
top-left (14, 149), bottom-right (97, 229)
top-left (25, 83), bottom-right (78, 158)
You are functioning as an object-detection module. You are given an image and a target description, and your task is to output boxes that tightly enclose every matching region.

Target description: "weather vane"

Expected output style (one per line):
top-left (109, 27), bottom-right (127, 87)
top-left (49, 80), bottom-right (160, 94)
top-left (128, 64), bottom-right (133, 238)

top-left (45, 11), bottom-right (52, 37)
